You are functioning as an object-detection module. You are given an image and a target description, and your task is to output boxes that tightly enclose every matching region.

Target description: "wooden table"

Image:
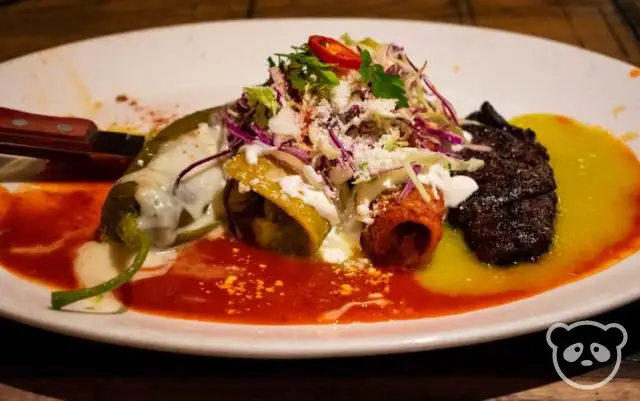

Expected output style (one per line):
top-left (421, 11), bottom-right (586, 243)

top-left (0, 1), bottom-right (639, 400)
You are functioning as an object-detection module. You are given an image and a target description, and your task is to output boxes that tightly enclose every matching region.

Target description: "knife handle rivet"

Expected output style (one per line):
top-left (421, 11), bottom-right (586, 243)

top-left (12, 119), bottom-right (28, 126)
top-left (57, 123), bottom-right (72, 133)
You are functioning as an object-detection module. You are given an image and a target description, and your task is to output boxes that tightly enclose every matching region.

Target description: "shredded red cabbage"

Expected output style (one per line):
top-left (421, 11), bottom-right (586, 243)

top-left (278, 145), bottom-right (311, 162)
top-left (173, 148), bottom-right (233, 193)
top-left (398, 164), bottom-right (422, 201)
top-left (404, 56), bottom-right (459, 125)
top-left (249, 122), bottom-right (273, 145)
top-left (426, 127), bottom-right (463, 145)
top-left (236, 94), bottom-right (250, 112)
top-left (328, 128), bottom-right (356, 170)
top-left (224, 118), bottom-right (254, 143)
top-left (274, 136), bottom-right (293, 148)
top-left (413, 117), bottom-right (463, 151)
top-left (385, 65), bottom-right (401, 75)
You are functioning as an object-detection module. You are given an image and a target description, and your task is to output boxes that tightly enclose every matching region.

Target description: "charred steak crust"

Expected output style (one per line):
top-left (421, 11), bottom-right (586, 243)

top-left (448, 102), bottom-right (558, 265)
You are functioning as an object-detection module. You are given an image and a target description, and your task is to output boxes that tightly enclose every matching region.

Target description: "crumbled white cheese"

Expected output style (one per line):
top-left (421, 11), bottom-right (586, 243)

top-left (279, 175), bottom-right (340, 225)
top-left (462, 130), bottom-right (473, 142)
top-left (268, 104), bottom-right (301, 139)
top-left (315, 99), bottom-right (333, 122)
top-left (331, 79), bottom-right (352, 112)
top-left (239, 142), bottom-right (276, 165)
top-left (353, 147), bottom-right (411, 181)
top-left (418, 164), bottom-right (479, 207)
top-left (362, 99), bottom-right (397, 118)
top-left (308, 121), bottom-right (340, 160)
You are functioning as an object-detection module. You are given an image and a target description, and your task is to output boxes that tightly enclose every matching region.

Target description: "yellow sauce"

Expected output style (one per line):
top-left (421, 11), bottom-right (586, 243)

top-left (416, 114), bottom-right (640, 295)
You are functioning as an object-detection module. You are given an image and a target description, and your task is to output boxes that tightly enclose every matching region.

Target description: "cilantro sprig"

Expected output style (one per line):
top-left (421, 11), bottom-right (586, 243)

top-left (275, 44), bottom-right (339, 96)
top-left (359, 49), bottom-right (408, 108)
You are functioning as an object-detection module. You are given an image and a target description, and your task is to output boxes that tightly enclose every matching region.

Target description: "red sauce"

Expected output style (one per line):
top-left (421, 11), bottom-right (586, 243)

top-left (119, 238), bottom-right (529, 324)
top-left (0, 180), bottom-right (637, 325)
top-left (0, 115), bottom-right (639, 325)
top-left (0, 183), bottom-right (109, 289)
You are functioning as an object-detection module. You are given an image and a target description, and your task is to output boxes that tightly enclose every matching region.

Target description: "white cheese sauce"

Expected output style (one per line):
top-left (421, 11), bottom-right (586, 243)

top-left (417, 164), bottom-right (479, 208)
top-left (354, 162), bottom-right (480, 223)
top-left (119, 121), bottom-right (227, 248)
top-left (240, 142), bottom-right (277, 165)
top-left (70, 241), bottom-right (178, 313)
top-left (318, 226), bottom-right (360, 263)
top-left (278, 175), bottom-right (340, 225)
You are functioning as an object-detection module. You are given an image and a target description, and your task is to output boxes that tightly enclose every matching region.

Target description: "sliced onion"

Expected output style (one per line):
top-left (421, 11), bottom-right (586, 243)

top-left (269, 150), bottom-right (307, 174)
top-left (464, 143), bottom-right (493, 152)
top-left (270, 150), bottom-right (324, 189)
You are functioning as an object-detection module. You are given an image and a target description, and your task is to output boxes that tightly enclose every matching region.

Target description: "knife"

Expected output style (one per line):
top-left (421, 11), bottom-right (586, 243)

top-left (0, 107), bottom-right (146, 160)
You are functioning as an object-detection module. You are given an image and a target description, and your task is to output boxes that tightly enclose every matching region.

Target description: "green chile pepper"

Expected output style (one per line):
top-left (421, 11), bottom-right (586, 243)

top-left (50, 106), bottom-right (225, 310)
top-left (100, 106), bottom-right (223, 244)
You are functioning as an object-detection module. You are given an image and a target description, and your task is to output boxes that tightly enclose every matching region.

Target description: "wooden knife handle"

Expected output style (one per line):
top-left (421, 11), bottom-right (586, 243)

top-left (0, 107), bottom-right (97, 153)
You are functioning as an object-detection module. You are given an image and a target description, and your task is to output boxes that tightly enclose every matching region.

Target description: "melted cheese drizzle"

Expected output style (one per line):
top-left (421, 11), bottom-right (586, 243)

top-left (119, 122), bottom-right (227, 247)
top-left (278, 175), bottom-right (340, 225)
top-left (240, 142), bottom-right (276, 165)
top-left (318, 293), bottom-right (391, 322)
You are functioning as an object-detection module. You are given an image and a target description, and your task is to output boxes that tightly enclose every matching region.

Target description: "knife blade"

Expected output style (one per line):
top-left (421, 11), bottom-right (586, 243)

top-left (0, 106), bottom-right (146, 160)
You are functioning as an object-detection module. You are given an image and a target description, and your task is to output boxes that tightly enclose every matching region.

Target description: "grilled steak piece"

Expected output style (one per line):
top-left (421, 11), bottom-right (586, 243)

top-left (448, 102), bottom-right (558, 265)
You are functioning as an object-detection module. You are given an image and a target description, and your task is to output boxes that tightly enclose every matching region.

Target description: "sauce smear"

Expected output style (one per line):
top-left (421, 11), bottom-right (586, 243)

top-left (0, 114), bottom-right (638, 324)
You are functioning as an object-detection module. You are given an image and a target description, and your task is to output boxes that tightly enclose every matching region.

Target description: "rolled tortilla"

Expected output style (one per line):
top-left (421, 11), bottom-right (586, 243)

top-left (223, 154), bottom-right (331, 257)
top-left (360, 189), bottom-right (445, 268)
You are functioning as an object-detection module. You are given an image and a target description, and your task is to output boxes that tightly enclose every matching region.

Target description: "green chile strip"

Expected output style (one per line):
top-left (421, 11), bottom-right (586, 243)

top-left (51, 107), bottom-right (225, 310)
top-left (50, 215), bottom-right (150, 310)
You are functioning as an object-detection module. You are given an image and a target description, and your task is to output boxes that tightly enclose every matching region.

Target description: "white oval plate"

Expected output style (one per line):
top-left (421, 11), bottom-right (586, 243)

top-left (0, 19), bottom-right (639, 359)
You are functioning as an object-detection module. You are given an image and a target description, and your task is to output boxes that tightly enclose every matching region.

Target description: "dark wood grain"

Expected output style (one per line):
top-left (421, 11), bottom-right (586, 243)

top-left (0, 0), bottom-right (249, 62)
top-left (0, 1), bottom-right (639, 400)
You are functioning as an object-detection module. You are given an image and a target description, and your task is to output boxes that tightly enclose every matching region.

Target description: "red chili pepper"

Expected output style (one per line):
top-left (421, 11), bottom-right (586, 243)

top-left (308, 35), bottom-right (362, 70)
